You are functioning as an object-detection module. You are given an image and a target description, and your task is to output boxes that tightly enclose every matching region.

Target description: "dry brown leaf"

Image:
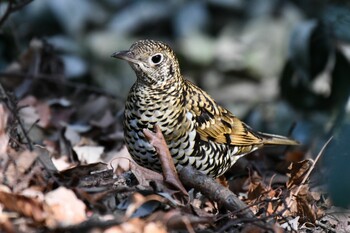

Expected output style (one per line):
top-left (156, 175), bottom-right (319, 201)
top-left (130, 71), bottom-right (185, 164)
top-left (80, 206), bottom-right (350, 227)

top-left (104, 218), bottom-right (167, 233)
top-left (143, 125), bottom-right (188, 196)
top-left (144, 221), bottom-right (167, 233)
top-left (247, 171), bottom-right (267, 200)
top-left (0, 190), bottom-right (47, 223)
top-left (21, 188), bottom-right (45, 202)
top-left (110, 147), bottom-right (163, 186)
top-left (295, 186), bottom-right (317, 223)
top-left (287, 159), bottom-right (313, 189)
top-left (35, 101), bottom-right (51, 128)
top-left (44, 187), bottom-right (86, 227)
top-left (0, 211), bottom-right (15, 233)
top-left (287, 185), bottom-right (317, 224)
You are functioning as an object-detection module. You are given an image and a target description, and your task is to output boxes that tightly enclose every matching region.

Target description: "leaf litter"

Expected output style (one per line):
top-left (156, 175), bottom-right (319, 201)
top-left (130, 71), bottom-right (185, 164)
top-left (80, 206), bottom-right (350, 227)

top-left (0, 38), bottom-right (347, 233)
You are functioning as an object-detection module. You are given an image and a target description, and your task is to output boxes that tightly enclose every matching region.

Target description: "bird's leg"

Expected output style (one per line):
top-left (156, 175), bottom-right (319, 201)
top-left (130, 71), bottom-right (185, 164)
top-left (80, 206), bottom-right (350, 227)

top-left (143, 125), bottom-right (188, 197)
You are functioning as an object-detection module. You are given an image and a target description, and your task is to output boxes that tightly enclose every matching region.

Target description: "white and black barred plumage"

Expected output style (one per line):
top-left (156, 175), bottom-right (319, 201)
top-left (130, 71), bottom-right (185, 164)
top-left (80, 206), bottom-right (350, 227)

top-left (112, 40), bottom-right (299, 177)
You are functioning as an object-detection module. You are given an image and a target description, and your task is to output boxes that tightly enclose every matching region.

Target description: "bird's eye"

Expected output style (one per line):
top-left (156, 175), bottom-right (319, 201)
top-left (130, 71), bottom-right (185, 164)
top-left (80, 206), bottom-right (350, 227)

top-left (150, 53), bottom-right (163, 65)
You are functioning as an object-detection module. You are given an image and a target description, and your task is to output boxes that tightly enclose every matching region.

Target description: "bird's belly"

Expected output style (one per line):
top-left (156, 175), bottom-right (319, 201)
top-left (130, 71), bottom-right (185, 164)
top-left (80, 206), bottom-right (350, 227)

top-left (124, 107), bottom-right (196, 171)
top-left (124, 109), bottom-right (249, 177)
top-left (123, 111), bottom-right (162, 171)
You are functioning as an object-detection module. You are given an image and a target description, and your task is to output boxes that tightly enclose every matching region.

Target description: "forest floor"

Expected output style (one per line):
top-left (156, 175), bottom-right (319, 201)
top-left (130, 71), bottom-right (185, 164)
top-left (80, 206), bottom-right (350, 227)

top-left (0, 40), bottom-right (349, 233)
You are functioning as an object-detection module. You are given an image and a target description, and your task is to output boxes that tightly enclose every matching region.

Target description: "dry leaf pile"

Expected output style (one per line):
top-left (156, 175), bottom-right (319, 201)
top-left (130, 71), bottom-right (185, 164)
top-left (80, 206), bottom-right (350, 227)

top-left (0, 39), bottom-right (347, 233)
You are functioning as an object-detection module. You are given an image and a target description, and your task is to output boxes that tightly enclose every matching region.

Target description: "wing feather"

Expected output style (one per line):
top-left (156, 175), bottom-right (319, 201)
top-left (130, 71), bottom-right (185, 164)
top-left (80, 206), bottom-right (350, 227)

top-left (185, 81), bottom-right (264, 146)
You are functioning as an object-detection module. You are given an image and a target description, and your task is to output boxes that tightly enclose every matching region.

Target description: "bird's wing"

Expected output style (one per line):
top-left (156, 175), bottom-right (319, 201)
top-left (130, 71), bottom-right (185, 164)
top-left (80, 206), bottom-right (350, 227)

top-left (185, 81), bottom-right (263, 146)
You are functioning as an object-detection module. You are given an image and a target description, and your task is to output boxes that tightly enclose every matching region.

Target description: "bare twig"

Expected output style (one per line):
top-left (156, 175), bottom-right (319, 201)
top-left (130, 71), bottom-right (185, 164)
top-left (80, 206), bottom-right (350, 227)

top-left (315, 220), bottom-right (336, 233)
top-left (0, 82), bottom-right (60, 180)
top-left (288, 136), bottom-right (333, 209)
top-left (178, 165), bottom-right (255, 219)
top-left (0, 0), bottom-right (33, 28)
top-left (0, 82), bottom-right (33, 150)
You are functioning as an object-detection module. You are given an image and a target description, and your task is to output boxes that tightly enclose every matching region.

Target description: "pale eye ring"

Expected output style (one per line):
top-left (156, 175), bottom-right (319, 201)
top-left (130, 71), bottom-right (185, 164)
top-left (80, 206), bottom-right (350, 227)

top-left (150, 53), bottom-right (163, 65)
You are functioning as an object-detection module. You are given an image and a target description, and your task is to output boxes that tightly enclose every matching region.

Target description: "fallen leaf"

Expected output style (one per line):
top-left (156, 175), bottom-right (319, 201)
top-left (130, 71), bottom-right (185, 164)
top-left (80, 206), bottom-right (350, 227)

top-left (295, 186), bottom-right (317, 223)
top-left (124, 193), bottom-right (165, 218)
top-left (0, 190), bottom-right (47, 223)
top-left (280, 216), bottom-right (300, 231)
top-left (143, 125), bottom-right (188, 196)
top-left (247, 171), bottom-right (267, 200)
top-left (110, 147), bottom-right (163, 186)
top-left (109, 146), bottom-right (132, 174)
top-left (16, 150), bottom-right (38, 175)
top-left (287, 159), bottom-right (313, 189)
top-left (288, 185), bottom-right (317, 224)
top-left (59, 162), bottom-right (108, 178)
top-left (18, 96), bottom-right (52, 128)
top-left (35, 101), bottom-right (51, 128)
top-left (73, 145), bottom-right (104, 164)
top-left (51, 156), bottom-right (71, 171)
top-left (18, 104), bottom-right (39, 126)
top-left (104, 218), bottom-right (167, 233)
top-left (44, 187), bottom-right (86, 227)
top-left (144, 221), bottom-right (167, 233)
top-left (64, 126), bottom-right (81, 146)
top-left (0, 211), bottom-right (15, 233)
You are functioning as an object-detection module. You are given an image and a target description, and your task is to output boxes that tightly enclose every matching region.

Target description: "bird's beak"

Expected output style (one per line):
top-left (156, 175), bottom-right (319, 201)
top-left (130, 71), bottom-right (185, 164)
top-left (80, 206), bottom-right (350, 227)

top-left (111, 50), bottom-right (140, 64)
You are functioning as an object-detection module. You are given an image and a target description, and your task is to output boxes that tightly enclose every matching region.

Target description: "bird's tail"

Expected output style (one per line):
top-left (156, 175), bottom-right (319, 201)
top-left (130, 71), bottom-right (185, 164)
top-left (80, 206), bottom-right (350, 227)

top-left (258, 132), bottom-right (299, 146)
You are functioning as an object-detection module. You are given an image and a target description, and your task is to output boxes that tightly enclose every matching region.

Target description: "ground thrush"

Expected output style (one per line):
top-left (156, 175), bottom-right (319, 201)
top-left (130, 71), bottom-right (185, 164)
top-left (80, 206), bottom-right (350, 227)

top-left (112, 40), bottom-right (298, 177)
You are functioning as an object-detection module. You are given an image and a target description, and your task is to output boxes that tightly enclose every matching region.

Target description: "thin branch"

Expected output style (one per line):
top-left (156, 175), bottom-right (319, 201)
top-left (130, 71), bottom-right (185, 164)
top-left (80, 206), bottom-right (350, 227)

top-left (288, 136), bottom-right (333, 209)
top-left (0, 0), bottom-right (13, 28)
top-left (0, 0), bottom-right (33, 28)
top-left (178, 165), bottom-right (256, 219)
top-left (0, 82), bottom-right (33, 150)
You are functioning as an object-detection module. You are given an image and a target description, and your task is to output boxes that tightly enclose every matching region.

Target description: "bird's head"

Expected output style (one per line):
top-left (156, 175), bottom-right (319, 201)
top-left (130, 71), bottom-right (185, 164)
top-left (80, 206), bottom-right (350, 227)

top-left (112, 40), bottom-right (182, 88)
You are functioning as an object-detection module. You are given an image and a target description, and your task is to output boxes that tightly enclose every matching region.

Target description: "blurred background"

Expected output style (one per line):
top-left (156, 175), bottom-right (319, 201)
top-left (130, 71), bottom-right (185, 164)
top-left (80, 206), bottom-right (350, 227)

top-left (0, 0), bottom-right (350, 206)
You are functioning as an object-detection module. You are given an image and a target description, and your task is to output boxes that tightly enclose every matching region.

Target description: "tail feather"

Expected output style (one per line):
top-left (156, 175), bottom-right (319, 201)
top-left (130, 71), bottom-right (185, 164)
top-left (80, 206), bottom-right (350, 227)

top-left (258, 132), bottom-right (299, 146)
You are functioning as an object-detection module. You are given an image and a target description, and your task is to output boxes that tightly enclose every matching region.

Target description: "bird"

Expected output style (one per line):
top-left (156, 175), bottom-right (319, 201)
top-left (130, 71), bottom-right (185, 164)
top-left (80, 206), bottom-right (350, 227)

top-left (111, 39), bottom-right (299, 178)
